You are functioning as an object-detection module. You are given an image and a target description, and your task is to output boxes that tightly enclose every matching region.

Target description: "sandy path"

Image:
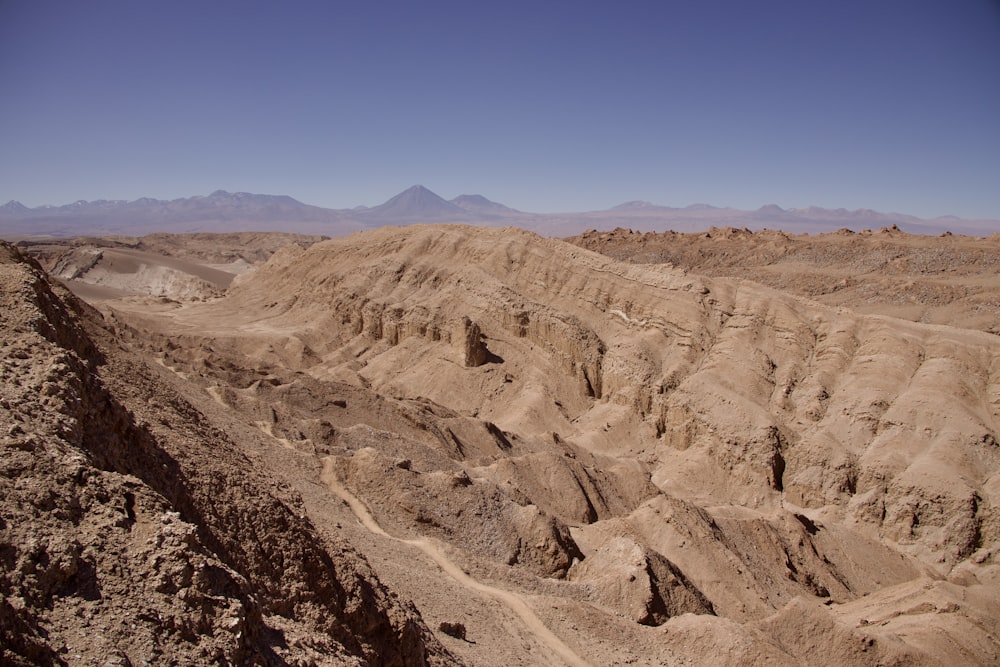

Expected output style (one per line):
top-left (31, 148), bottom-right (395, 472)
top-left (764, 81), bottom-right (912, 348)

top-left (320, 458), bottom-right (593, 667)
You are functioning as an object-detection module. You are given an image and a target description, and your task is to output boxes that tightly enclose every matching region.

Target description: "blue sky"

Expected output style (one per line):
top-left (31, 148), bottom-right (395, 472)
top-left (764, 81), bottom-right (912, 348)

top-left (2, 0), bottom-right (998, 218)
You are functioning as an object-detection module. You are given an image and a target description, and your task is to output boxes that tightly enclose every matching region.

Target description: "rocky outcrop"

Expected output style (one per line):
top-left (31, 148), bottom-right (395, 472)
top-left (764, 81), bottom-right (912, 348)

top-left (569, 536), bottom-right (714, 625)
top-left (475, 452), bottom-right (658, 525)
top-left (222, 229), bottom-right (611, 405)
top-left (49, 246), bottom-right (103, 280)
top-left (331, 447), bottom-right (583, 579)
top-left (455, 316), bottom-right (488, 367)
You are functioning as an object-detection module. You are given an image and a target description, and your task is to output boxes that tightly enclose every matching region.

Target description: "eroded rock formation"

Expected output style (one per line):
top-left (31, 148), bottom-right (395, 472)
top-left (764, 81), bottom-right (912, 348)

top-left (6, 224), bottom-right (1000, 666)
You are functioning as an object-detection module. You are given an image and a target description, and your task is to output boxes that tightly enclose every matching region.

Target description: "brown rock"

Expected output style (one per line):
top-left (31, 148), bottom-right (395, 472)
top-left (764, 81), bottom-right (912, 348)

top-left (456, 316), bottom-right (488, 367)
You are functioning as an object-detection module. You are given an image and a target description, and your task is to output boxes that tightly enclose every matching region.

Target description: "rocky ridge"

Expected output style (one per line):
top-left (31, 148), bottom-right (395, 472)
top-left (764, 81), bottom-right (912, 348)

top-left (567, 226), bottom-right (1000, 335)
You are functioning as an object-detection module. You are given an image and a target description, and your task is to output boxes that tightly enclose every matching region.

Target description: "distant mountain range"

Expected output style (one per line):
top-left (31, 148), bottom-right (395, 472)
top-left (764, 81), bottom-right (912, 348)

top-left (1, 185), bottom-right (996, 238)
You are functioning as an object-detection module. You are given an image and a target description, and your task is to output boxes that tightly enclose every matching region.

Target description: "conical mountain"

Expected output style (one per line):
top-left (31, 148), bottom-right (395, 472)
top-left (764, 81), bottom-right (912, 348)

top-left (360, 185), bottom-right (469, 223)
top-left (0, 200), bottom-right (30, 215)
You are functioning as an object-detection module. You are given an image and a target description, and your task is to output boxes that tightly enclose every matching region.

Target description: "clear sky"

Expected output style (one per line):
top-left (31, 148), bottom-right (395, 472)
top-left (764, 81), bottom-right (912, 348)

top-left (2, 0), bottom-right (998, 218)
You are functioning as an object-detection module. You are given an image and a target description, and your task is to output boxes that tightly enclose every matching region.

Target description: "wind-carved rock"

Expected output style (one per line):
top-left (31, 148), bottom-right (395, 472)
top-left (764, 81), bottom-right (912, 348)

top-left (456, 316), bottom-right (488, 367)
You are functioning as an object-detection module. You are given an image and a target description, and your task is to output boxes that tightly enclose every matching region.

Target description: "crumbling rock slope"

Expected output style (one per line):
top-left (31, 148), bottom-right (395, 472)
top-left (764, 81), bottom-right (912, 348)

top-left (0, 242), bottom-right (454, 666)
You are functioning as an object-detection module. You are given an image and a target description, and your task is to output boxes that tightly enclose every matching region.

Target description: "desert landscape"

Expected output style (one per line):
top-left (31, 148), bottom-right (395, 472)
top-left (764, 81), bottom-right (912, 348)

top-left (2, 221), bottom-right (998, 665)
top-left (5, 0), bottom-right (997, 662)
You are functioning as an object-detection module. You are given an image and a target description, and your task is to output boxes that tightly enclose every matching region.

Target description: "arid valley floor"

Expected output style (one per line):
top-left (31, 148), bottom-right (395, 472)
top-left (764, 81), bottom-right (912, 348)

top-left (3, 225), bottom-right (1000, 665)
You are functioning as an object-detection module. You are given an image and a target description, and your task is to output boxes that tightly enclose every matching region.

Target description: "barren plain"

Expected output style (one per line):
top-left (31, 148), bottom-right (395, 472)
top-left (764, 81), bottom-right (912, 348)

top-left (3, 224), bottom-right (999, 665)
